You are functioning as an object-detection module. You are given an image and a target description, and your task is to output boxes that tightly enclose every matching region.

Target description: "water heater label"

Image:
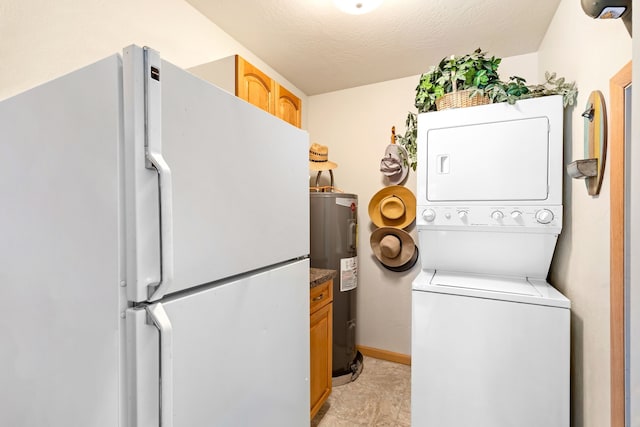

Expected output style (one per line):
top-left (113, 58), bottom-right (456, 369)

top-left (336, 198), bottom-right (357, 209)
top-left (340, 256), bottom-right (358, 292)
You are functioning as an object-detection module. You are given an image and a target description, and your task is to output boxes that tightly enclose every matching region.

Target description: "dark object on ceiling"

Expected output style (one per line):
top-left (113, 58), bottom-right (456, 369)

top-left (581, 0), bottom-right (632, 36)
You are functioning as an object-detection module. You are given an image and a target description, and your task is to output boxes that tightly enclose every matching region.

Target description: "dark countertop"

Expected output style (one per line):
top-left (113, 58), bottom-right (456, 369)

top-left (310, 268), bottom-right (336, 288)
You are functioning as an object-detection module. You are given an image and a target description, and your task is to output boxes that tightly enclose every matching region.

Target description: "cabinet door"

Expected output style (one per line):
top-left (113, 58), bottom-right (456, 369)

top-left (310, 302), bottom-right (333, 418)
top-left (275, 84), bottom-right (302, 128)
top-left (235, 56), bottom-right (274, 114)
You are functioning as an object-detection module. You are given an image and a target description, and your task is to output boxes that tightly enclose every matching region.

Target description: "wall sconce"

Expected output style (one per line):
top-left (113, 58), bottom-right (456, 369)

top-left (580, 0), bottom-right (632, 35)
top-left (566, 90), bottom-right (607, 196)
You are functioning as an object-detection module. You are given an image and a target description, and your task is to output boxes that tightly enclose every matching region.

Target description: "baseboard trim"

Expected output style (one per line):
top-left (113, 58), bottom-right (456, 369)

top-left (357, 345), bottom-right (411, 366)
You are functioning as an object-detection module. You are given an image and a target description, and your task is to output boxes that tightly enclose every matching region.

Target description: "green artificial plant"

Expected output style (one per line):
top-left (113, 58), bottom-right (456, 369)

top-left (480, 72), bottom-right (578, 107)
top-left (415, 48), bottom-right (578, 113)
top-left (401, 49), bottom-right (578, 172)
top-left (415, 48), bottom-right (501, 113)
top-left (394, 112), bottom-right (417, 171)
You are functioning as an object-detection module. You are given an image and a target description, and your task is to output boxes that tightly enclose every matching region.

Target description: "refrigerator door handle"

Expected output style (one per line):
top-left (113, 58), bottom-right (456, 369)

top-left (146, 150), bottom-right (174, 301)
top-left (146, 303), bottom-right (174, 427)
top-left (143, 46), bottom-right (174, 302)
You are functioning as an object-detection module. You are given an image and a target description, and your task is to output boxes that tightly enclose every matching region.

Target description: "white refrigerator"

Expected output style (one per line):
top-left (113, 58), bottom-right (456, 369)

top-left (0, 46), bottom-right (310, 427)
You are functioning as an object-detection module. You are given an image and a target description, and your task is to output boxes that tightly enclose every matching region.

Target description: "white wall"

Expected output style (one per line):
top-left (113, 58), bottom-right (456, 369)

top-left (307, 52), bottom-right (539, 356)
top-left (307, 75), bottom-right (418, 355)
top-left (0, 0), bottom-right (308, 126)
top-left (538, 0), bottom-right (632, 426)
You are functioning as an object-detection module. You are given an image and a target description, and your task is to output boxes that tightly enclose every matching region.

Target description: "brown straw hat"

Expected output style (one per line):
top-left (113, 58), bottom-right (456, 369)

top-left (370, 227), bottom-right (419, 271)
top-left (309, 143), bottom-right (338, 171)
top-left (368, 186), bottom-right (416, 229)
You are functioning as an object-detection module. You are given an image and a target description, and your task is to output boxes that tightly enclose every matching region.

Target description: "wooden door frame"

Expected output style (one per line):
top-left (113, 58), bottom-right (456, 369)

top-left (610, 60), bottom-right (631, 427)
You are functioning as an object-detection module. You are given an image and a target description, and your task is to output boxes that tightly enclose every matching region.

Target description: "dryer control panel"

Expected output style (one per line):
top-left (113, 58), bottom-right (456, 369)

top-left (416, 205), bottom-right (562, 232)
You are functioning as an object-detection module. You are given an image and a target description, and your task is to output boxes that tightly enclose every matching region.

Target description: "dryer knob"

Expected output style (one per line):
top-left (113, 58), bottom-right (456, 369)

top-left (491, 210), bottom-right (504, 220)
top-left (535, 209), bottom-right (554, 224)
top-left (511, 210), bottom-right (522, 219)
top-left (422, 209), bottom-right (436, 222)
top-left (458, 210), bottom-right (468, 219)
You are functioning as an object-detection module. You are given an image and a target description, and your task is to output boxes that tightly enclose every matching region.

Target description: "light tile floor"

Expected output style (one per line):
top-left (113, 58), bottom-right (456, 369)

top-left (311, 356), bottom-right (411, 426)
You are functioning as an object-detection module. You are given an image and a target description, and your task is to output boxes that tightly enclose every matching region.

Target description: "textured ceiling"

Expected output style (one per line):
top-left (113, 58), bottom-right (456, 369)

top-left (186, 0), bottom-right (561, 95)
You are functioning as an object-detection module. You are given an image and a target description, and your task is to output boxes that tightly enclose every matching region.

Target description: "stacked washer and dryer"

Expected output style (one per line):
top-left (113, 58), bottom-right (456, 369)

top-left (411, 95), bottom-right (570, 426)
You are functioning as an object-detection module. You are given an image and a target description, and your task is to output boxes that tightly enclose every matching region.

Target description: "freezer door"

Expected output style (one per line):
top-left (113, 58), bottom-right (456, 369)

top-left (124, 46), bottom-right (309, 302)
top-left (127, 259), bottom-right (310, 427)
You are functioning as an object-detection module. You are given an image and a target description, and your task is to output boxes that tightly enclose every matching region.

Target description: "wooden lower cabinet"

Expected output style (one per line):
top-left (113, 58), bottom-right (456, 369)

top-left (310, 279), bottom-right (333, 419)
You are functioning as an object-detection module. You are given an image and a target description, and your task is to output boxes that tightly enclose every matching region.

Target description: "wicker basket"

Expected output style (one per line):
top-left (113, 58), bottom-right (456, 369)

top-left (435, 89), bottom-right (491, 111)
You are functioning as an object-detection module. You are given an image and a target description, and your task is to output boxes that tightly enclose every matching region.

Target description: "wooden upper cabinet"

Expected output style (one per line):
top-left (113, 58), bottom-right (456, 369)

top-left (275, 84), bottom-right (302, 128)
top-left (188, 55), bottom-right (302, 128)
top-left (235, 56), bottom-right (275, 115)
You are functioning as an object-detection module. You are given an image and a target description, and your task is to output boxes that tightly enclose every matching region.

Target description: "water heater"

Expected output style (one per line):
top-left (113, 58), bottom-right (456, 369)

top-left (309, 192), bottom-right (360, 379)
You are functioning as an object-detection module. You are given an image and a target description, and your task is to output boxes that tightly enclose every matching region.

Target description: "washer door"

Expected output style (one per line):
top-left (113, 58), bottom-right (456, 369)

top-left (431, 270), bottom-right (541, 296)
top-left (413, 270), bottom-right (570, 308)
top-left (411, 288), bottom-right (570, 427)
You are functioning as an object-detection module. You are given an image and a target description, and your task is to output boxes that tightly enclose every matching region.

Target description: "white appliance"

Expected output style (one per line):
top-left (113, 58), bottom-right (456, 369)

top-left (0, 46), bottom-right (310, 427)
top-left (411, 96), bottom-right (571, 426)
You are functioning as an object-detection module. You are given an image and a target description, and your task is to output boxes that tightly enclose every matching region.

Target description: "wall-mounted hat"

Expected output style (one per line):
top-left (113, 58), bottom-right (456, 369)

top-left (309, 143), bottom-right (338, 171)
top-left (380, 144), bottom-right (409, 185)
top-left (368, 185), bottom-right (416, 229)
top-left (370, 227), bottom-right (419, 272)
